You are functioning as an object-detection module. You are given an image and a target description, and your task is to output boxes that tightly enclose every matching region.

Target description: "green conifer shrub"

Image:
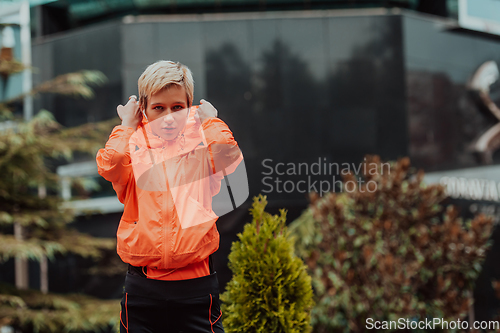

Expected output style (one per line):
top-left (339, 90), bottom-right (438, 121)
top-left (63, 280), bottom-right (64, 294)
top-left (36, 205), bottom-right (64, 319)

top-left (221, 195), bottom-right (314, 333)
top-left (0, 59), bottom-right (122, 332)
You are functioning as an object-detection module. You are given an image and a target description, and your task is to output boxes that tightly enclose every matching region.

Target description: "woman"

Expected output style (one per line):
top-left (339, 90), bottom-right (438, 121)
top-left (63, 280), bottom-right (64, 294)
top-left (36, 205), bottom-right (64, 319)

top-left (96, 60), bottom-right (242, 332)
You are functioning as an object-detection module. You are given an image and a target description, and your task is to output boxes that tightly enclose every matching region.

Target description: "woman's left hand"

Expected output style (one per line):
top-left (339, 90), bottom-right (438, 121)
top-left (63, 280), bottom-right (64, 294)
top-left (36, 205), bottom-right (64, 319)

top-left (197, 99), bottom-right (218, 124)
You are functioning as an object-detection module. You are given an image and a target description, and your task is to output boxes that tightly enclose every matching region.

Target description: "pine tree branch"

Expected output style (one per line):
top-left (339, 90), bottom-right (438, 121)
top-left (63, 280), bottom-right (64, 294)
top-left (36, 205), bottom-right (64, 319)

top-left (0, 235), bottom-right (65, 262)
top-left (0, 70), bottom-right (107, 106)
top-left (55, 229), bottom-right (115, 259)
top-left (0, 229), bottom-right (115, 262)
top-left (0, 283), bottom-right (119, 333)
top-left (0, 58), bottom-right (26, 77)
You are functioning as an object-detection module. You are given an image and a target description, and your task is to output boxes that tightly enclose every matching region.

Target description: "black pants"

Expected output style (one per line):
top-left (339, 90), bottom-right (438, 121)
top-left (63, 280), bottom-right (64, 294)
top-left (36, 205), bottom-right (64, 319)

top-left (120, 266), bottom-right (224, 333)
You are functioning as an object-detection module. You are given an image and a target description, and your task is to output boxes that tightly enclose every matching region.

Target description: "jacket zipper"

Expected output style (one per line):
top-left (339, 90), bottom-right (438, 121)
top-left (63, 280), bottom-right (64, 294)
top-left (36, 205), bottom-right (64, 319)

top-left (163, 147), bottom-right (172, 269)
top-left (161, 142), bottom-right (181, 269)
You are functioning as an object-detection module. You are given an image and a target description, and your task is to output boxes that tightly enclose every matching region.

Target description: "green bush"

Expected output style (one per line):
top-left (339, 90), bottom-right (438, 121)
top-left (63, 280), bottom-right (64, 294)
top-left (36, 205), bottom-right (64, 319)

top-left (289, 156), bottom-right (495, 333)
top-left (221, 195), bottom-right (314, 333)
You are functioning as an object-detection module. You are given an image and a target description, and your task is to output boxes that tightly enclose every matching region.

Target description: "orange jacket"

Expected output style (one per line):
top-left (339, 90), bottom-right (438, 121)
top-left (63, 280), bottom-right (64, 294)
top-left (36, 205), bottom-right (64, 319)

top-left (96, 107), bottom-right (242, 279)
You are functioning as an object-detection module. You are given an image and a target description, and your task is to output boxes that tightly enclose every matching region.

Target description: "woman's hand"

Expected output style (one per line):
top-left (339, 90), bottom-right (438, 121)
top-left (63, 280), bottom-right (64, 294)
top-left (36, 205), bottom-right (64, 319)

top-left (197, 99), bottom-right (218, 124)
top-left (118, 95), bottom-right (142, 130)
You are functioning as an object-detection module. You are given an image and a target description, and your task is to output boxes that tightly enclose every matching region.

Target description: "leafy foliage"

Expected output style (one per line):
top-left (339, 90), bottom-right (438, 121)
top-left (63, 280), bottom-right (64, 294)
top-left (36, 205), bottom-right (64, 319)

top-left (289, 155), bottom-right (496, 332)
top-left (221, 195), bottom-right (314, 333)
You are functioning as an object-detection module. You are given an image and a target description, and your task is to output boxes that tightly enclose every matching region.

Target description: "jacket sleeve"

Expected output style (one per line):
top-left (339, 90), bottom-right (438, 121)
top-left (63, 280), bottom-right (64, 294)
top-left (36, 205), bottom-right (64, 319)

top-left (199, 118), bottom-right (243, 176)
top-left (96, 125), bottom-right (135, 189)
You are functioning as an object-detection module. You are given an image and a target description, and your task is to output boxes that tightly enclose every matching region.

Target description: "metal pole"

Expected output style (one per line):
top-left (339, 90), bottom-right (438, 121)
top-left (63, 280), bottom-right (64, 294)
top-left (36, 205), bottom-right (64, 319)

top-left (12, 1), bottom-right (33, 291)
top-left (38, 184), bottom-right (48, 294)
top-left (20, 1), bottom-right (32, 121)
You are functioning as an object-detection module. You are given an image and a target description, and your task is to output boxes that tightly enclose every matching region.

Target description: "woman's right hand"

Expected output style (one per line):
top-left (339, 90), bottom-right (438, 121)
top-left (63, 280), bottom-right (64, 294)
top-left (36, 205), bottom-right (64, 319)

top-left (117, 95), bottom-right (142, 130)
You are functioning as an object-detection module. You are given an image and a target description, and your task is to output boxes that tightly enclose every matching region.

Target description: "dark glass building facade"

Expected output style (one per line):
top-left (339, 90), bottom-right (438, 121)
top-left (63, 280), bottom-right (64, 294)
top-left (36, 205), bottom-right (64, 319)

top-left (21, 7), bottom-right (500, 318)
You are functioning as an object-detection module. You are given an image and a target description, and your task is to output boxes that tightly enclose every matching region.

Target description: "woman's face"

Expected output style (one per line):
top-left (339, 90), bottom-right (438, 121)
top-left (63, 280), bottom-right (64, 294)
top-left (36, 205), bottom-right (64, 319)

top-left (145, 85), bottom-right (189, 141)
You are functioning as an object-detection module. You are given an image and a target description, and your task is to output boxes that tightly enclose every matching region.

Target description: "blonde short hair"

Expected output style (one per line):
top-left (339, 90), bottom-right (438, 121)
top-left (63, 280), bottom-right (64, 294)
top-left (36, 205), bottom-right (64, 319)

top-left (138, 60), bottom-right (194, 109)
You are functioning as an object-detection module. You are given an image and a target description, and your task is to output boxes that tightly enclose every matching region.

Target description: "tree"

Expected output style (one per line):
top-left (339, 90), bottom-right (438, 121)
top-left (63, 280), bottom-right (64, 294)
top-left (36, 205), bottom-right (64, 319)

top-left (221, 194), bottom-right (314, 333)
top-left (289, 155), bottom-right (496, 332)
top-left (0, 59), bottom-right (122, 332)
